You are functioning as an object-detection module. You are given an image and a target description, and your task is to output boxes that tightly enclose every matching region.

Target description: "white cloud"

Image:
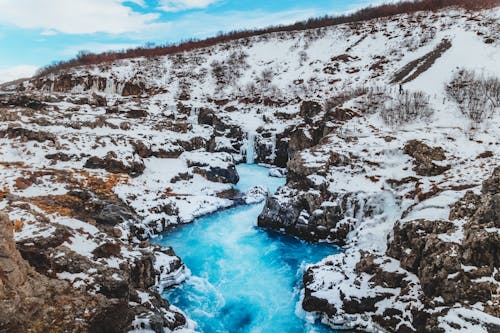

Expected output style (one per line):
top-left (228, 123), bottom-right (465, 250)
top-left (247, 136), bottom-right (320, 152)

top-left (0, 65), bottom-right (38, 84)
top-left (40, 30), bottom-right (57, 36)
top-left (158, 0), bottom-right (218, 12)
top-left (0, 0), bottom-right (159, 34)
top-left (126, 0), bottom-right (146, 6)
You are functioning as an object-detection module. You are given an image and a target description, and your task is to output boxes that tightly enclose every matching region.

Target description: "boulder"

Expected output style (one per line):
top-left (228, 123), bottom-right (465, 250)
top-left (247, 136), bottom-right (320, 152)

top-left (403, 140), bottom-right (450, 176)
top-left (192, 165), bottom-right (239, 184)
top-left (84, 155), bottom-right (145, 177)
top-left (0, 127), bottom-right (56, 143)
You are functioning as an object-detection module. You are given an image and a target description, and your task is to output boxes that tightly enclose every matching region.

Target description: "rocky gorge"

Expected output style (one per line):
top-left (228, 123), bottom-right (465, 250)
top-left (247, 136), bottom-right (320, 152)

top-left (1, 1), bottom-right (500, 332)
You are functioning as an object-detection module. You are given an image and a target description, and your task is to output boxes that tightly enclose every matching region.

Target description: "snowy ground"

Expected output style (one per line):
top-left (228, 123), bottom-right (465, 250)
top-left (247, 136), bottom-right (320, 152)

top-left (0, 4), bottom-right (499, 332)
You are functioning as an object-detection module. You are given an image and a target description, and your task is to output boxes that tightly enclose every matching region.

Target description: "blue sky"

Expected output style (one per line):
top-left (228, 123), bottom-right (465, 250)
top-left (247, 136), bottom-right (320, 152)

top-left (0, 0), bottom-right (385, 82)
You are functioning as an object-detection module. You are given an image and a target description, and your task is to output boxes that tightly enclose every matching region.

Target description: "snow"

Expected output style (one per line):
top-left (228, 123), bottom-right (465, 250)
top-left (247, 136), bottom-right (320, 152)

top-left (243, 185), bottom-right (268, 204)
top-left (63, 233), bottom-right (98, 257)
top-left (0, 5), bottom-right (498, 332)
top-left (437, 219), bottom-right (466, 244)
top-left (53, 216), bottom-right (100, 235)
top-left (407, 30), bottom-right (500, 96)
top-left (57, 271), bottom-right (94, 288)
top-left (439, 307), bottom-right (500, 333)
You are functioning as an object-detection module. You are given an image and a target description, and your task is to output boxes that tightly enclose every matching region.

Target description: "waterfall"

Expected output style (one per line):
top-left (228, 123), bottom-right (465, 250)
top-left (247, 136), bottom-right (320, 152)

top-left (246, 132), bottom-right (255, 164)
top-left (189, 107), bottom-right (200, 125)
top-left (169, 105), bottom-right (178, 119)
top-left (270, 132), bottom-right (277, 161)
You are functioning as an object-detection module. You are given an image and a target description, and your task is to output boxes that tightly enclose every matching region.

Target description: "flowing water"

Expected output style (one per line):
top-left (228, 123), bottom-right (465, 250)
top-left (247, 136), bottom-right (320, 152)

top-left (153, 164), bottom-right (342, 333)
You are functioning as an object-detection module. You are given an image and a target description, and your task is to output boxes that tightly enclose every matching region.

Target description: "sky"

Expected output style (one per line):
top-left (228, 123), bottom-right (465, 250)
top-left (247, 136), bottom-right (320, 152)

top-left (0, 0), bottom-right (388, 83)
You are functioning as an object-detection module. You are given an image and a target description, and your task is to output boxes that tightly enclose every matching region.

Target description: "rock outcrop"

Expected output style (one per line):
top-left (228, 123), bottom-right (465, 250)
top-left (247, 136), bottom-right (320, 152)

top-left (84, 154), bottom-right (145, 177)
top-left (0, 186), bottom-right (189, 333)
top-left (303, 167), bottom-right (500, 332)
top-left (403, 140), bottom-right (450, 176)
top-left (0, 212), bottom-right (50, 331)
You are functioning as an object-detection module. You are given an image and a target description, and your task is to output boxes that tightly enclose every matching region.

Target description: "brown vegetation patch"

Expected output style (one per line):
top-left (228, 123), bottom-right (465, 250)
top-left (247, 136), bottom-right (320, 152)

top-left (30, 194), bottom-right (83, 217)
top-left (0, 188), bottom-right (10, 200)
top-left (71, 171), bottom-right (129, 199)
top-left (13, 219), bottom-right (24, 232)
top-left (161, 187), bottom-right (191, 198)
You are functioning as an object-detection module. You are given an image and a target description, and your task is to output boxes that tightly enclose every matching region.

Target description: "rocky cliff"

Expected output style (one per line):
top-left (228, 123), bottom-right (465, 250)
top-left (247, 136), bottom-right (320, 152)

top-left (0, 211), bottom-right (186, 332)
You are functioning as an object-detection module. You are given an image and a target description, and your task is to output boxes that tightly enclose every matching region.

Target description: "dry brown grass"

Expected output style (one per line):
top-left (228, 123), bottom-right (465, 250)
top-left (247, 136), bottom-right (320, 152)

top-left (30, 194), bottom-right (82, 217)
top-left (13, 219), bottom-right (24, 232)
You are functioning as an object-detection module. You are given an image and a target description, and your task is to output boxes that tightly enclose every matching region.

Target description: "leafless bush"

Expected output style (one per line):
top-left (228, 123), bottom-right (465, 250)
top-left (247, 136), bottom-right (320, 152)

top-left (446, 69), bottom-right (499, 123)
top-left (243, 82), bottom-right (258, 96)
top-left (324, 86), bottom-right (369, 112)
top-left (298, 51), bottom-right (309, 65)
top-left (210, 51), bottom-right (250, 92)
top-left (210, 60), bottom-right (225, 84)
top-left (227, 50), bottom-right (249, 69)
top-left (360, 86), bottom-right (391, 114)
top-left (260, 68), bottom-right (274, 86)
top-left (170, 53), bottom-right (186, 71)
top-left (380, 91), bottom-right (433, 125)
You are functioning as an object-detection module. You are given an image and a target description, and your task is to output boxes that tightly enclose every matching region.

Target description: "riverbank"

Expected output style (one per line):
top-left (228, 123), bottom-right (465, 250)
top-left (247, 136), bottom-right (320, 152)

top-left (153, 164), bottom-right (343, 333)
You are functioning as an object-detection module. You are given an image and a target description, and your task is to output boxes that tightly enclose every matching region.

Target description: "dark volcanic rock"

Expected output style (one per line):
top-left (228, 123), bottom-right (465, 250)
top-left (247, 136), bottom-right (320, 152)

top-left (92, 242), bottom-right (121, 259)
top-left (299, 101), bottom-right (322, 125)
top-left (0, 95), bottom-right (44, 110)
top-left (192, 165), bottom-right (239, 184)
top-left (258, 146), bottom-right (356, 242)
top-left (94, 201), bottom-right (136, 226)
top-left (403, 140), bottom-right (450, 176)
top-left (0, 212), bottom-right (47, 329)
top-left (197, 108), bottom-right (216, 125)
top-left (45, 152), bottom-right (75, 162)
top-left (122, 82), bottom-right (145, 96)
top-left (258, 191), bottom-right (366, 243)
top-left (482, 166), bottom-right (500, 195)
top-left (126, 109), bottom-right (149, 118)
top-left (388, 166), bottom-right (500, 311)
top-left (302, 268), bottom-right (337, 317)
top-left (84, 155), bottom-right (145, 177)
top-left (88, 298), bottom-right (131, 333)
top-left (302, 252), bottom-right (423, 333)
top-left (2, 208), bottom-right (188, 333)
top-left (0, 127), bottom-right (57, 143)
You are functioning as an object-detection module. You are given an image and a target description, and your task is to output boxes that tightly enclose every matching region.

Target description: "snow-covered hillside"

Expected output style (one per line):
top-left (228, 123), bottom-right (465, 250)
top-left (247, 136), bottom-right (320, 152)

top-left (0, 4), bottom-right (499, 333)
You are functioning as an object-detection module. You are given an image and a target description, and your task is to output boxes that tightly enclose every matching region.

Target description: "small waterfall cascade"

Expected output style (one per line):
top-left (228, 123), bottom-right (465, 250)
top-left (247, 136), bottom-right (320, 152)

top-left (169, 105), bottom-right (178, 119)
top-left (270, 132), bottom-right (277, 161)
top-left (189, 107), bottom-right (200, 125)
top-left (246, 132), bottom-right (255, 164)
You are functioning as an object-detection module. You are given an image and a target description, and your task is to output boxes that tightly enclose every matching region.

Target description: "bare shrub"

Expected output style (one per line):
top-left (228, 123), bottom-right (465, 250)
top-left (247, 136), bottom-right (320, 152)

top-left (244, 82), bottom-right (258, 96)
top-left (324, 86), bottom-right (370, 112)
top-left (446, 69), bottom-right (500, 123)
top-left (227, 50), bottom-right (249, 69)
top-left (170, 53), bottom-right (186, 71)
top-left (380, 91), bottom-right (433, 126)
top-left (260, 68), bottom-right (274, 86)
top-left (210, 60), bottom-right (226, 85)
top-left (361, 86), bottom-right (391, 114)
top-left (210, 51), bottom-right (250, 92)
top-left (298, 51), bottom-right (309, 65)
